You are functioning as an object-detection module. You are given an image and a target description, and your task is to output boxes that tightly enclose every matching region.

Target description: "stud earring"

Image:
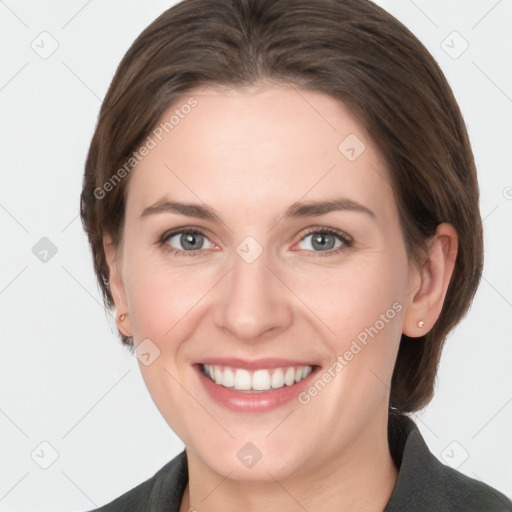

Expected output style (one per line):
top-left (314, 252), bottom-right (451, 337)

top-left (118, 313), bottom-right (127, 322)
top-left (417, 320), bottom-right (424, 328)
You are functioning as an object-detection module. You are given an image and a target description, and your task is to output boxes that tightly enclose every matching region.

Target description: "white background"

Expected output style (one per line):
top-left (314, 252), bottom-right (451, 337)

top-left (0, 0), bottom-right (511, 510)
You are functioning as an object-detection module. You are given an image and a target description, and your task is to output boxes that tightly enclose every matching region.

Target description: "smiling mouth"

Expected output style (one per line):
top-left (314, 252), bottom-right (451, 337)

top-left (197, 363), bottom-right (320, 393)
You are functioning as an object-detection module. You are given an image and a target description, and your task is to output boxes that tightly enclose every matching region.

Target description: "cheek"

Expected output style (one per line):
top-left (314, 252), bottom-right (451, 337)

top-left (335, 256), bottom-right (407, 394)
top-left (288, 256), bottom-right (407, 432)
top-left (125, 264), bottom-right (205, 342)
top-left (297, 251), bottom-right (406, 339)
top-left (295, 250), bottom-right (407, 405)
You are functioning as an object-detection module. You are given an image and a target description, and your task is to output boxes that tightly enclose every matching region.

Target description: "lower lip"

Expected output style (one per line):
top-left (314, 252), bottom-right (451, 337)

top-left (194, 365), bottom-right (319, 413)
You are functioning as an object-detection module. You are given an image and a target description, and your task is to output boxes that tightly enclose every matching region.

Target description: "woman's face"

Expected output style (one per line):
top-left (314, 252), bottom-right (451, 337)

top-left (107, 84), bottom-right (419, 481)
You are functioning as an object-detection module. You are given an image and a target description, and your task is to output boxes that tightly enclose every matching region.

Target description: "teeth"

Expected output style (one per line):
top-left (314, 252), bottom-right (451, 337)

top-left (284, 367), bottom-right (296, 386)
top-left (202, 364), bottom-right (314, 391)
top-left (223, 367), bottom-right (235, 387)
top-left (252, 369), bottom-right (271, 390)
top-left (271, 368), bottom-right (285, 388)
top-left (234, 369), bottom-right (252, 390)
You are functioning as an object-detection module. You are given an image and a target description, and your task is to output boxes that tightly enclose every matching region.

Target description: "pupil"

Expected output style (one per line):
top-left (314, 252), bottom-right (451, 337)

top-left (313, 233), bottom-right (334, 250)
top-left (182, 233), bottom-right (202, 250)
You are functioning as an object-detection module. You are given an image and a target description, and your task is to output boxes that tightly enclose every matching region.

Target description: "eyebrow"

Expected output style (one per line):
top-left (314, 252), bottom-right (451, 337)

top-left (140, 197), bottom-right (376, 222)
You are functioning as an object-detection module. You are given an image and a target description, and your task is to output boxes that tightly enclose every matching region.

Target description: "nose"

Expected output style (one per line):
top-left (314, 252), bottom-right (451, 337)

top-left (213, 244), bottom-right (293, 342)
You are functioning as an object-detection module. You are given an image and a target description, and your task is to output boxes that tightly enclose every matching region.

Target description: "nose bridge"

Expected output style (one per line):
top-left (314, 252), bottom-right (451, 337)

top-left (214, 236), bottom-right (290, 339)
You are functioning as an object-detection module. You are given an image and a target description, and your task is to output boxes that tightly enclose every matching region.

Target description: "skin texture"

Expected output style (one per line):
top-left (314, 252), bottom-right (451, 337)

top-left (104, 83), bottom-right (458, 512)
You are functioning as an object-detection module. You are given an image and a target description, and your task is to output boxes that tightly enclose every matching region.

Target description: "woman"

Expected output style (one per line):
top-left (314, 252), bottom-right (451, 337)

top-left (80, 0), bottom-right (512, 510)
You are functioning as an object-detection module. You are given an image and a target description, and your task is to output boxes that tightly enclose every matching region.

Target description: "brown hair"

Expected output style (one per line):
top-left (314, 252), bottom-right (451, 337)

top-left (80, 0), bottom-right (483, 413)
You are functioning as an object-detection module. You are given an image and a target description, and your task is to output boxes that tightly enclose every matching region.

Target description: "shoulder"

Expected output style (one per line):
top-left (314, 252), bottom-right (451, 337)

top-left (436, 459), bottom-right (512, 511)
top-left (82, 450), bottom-right (188, 512)
top-left (84, 479), bottom-right (153, 512)
top-left (386, 415), bottom-right (512, 512)
top-left (423, 436), bottom-right (512, 512)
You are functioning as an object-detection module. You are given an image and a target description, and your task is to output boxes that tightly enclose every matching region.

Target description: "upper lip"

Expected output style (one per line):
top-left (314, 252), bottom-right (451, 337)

top-left (193, 358), bottom-right (319, 371)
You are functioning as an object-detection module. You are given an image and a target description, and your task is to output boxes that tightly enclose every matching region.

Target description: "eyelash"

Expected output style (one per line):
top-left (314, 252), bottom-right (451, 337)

top-left (156, 226), bottom-right (353, 258)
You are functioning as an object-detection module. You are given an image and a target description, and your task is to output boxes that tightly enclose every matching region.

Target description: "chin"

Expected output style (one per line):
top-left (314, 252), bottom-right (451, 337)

top-left (190, 436), bottom-right (313, 482)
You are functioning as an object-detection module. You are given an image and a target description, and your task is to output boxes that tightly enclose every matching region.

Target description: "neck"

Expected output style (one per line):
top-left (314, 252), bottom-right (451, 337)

top-left (180, 414), bottom-right (399, 512)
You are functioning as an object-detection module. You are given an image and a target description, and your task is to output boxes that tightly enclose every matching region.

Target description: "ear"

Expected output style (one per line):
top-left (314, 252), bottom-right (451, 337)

top-left (402, 223), bottom-right (458, 337)
top-left (103, 234), bottom-right (132, 338)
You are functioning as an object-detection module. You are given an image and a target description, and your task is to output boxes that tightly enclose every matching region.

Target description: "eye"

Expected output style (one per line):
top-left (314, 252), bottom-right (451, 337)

top-left (157, 226), bottom-right (352, 257)
top-left (158, 228), bottom-right (215, 257)
top-left (296, 227), bottom-right (352, 256)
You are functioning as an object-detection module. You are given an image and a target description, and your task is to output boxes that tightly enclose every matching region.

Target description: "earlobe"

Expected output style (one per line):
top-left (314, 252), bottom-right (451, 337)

top-left (403, 223), bottom-right (458, 338)
top-left (115, 312), bottom-right (132, 338)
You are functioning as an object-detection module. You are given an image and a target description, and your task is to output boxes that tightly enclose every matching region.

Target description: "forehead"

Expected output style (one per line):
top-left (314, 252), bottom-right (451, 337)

top-left (125, 84), bottom-right (394, 226)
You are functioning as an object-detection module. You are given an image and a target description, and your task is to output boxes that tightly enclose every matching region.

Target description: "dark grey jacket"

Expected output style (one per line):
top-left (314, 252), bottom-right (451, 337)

top-left (86, 415), bottom-right (512, 511)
